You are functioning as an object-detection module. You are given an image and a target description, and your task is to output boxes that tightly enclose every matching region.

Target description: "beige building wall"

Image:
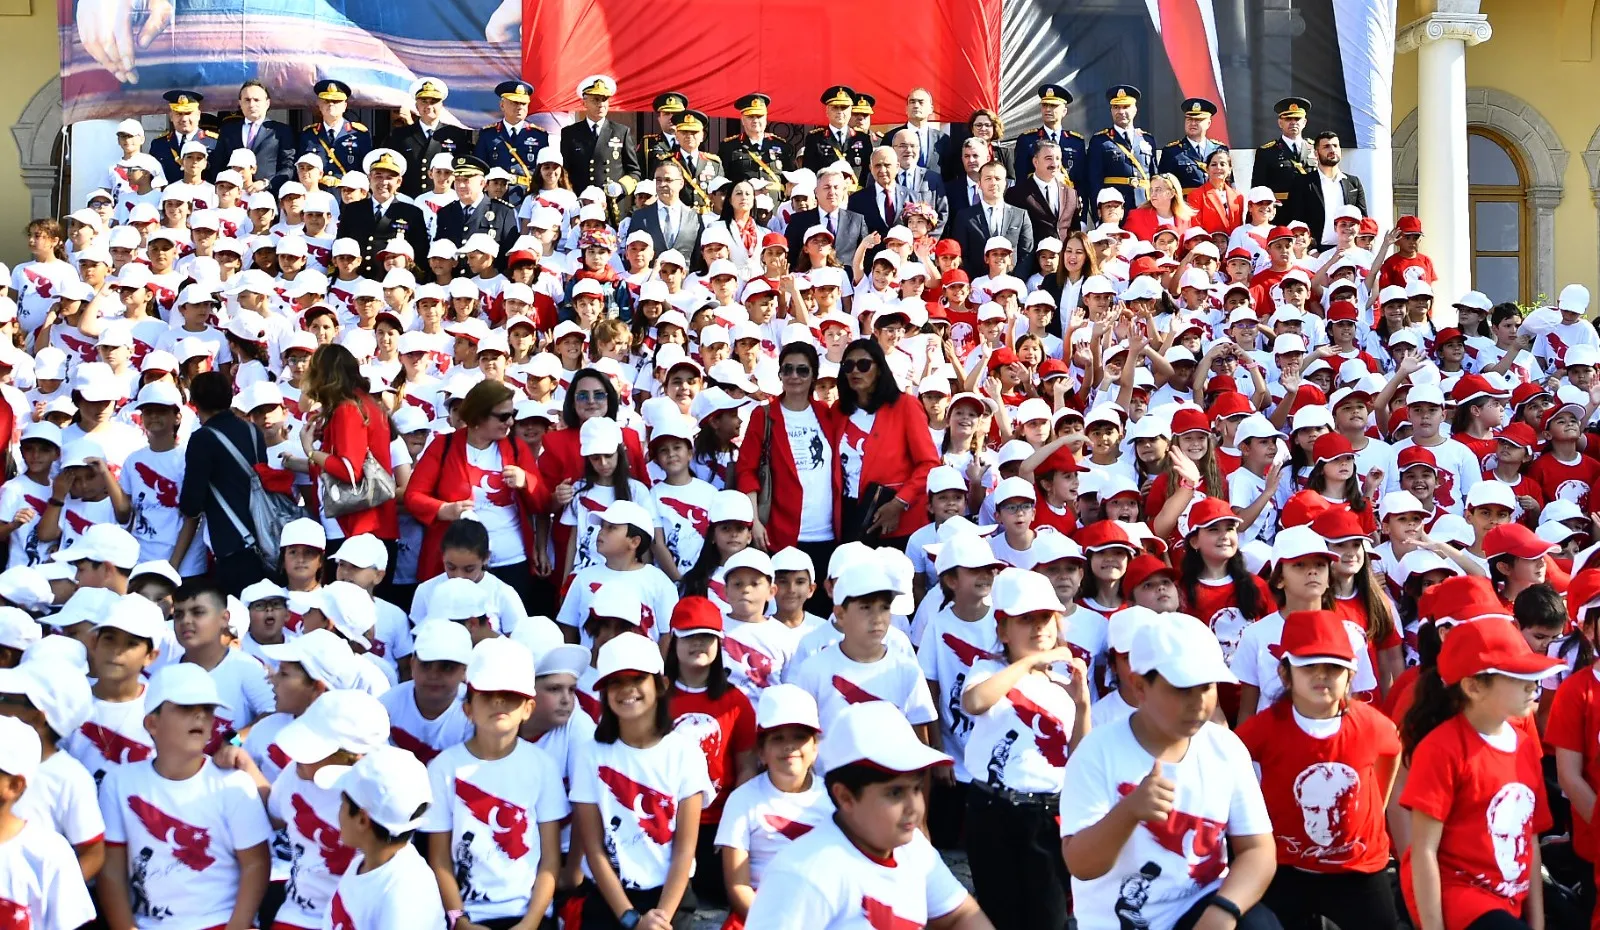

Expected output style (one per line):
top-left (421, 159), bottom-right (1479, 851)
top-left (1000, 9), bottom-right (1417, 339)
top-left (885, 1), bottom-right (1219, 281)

top-left (0, 0), bottom-right (61, 258)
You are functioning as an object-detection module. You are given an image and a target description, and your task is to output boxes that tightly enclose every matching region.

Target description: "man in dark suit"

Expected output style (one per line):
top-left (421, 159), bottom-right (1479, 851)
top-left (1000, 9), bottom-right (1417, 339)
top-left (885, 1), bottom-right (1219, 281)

top-left (948, 160), bottom-right (1036, 277)
top-left (628, 162), bottom-right (704, 256)
top-left (1285, 130), bottom-right (1369, 248)
top-left (560, 75), bottom-right (642, 219)
top-left (884, 129), bottom-right (948, 233)
top-left (786, 165), bottom-right (867, 267)
top-left (339, 149), bottom-right (430, 274)
top-left (209, 80), bottom-right (294, 192)
top-left (1005, 140), bottom-right (1079, 244)
top-left (389, 78), bottom-right (475, 197)
top-left (718, 93), bottom-right (793, 192)
top-left (879, 87), bottom-right (949, 176)
top-left (432, 155), bottom-right (519, 268)
top-left (946, 137), bottom-right (990, 217)
top-left (849, 146), bottom-right (917, 238)
top-left (148, 90), bottom-right (216, 188)
top-left (800, 86), bottom-right (872, 184)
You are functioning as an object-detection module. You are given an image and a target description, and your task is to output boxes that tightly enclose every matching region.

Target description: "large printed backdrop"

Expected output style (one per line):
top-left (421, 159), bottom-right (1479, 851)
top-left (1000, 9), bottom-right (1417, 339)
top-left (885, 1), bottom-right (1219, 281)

top-left (58, 0), bottom-right (1392, 149)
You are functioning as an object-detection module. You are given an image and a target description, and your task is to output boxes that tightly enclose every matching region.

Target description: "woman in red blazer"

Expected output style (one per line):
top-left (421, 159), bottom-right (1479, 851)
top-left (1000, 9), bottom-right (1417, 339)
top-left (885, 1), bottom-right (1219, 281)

top-left (536, 367), bottom-right (649, 566)
top-left (829, 338), bottom-right (941, 543)
top-left (404, 380), bottom-right (549, 595)
top-left (734, 341), bottom-right (840, 556)
top-left (300, 344), bottom-right (397, 544)
top-left (1123, 173), bottom-right (1195, 244)
top-left (1186, 149), bottom-right (1246, 236)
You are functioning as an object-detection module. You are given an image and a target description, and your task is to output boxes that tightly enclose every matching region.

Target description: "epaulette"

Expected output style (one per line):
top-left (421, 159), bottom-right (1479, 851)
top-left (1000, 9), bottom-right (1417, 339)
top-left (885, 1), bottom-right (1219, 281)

top-left (350, 122), bottom-right (367, 132)
top-left (1262, 140), bottom-right (1279, 149)
top-left (1098, 129), bottom-right (1115, 138)
top-left (484, 123), bottom-right (500, 131)
top-left (806, 127), bottom-right (827, 135)
top-left (703, 152), bottom-right (721, 162)
top-left (1066, 130), bottom-right (1084, 139)
top-left (765, 132), bottom-right (780, 140)
top-left (1163, 139), bottom-right (1183, 149)
top-left (722, 134), bottom-right (740, 142)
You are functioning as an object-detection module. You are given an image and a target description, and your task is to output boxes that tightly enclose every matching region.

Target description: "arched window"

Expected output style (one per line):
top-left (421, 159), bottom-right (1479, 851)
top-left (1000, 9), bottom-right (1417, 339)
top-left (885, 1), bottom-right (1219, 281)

top-left (1468, 130), bottom-right (1528, 304)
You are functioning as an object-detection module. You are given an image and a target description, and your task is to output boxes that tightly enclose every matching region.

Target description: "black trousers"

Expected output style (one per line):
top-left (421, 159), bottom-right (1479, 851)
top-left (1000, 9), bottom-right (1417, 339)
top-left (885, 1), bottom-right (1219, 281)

top-left (926, 777), bottom-right (968, 851)
top-left (1261, 865), bottom-right (1400, 930)
top-left (1465, 911), bottom-right (1532, 930)
top-left (964, 785), bottom-right (1070, 930)
top-left (1172, 892), bottom-right (1283, 930)
top-left (691, 821), bottom-right (728, 909)
top-left (794, 538), bottom-right (838, 619)
top-left (214, 547), bottom-right (270, 598)
top-left (489, 561), bottom-right (558, 618)
top-left (579, 882), bottom-right (699, 930)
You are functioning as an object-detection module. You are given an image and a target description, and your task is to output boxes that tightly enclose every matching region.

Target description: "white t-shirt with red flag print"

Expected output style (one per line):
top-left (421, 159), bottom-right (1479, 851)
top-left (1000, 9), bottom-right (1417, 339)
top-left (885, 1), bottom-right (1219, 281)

top-left (788, 646), bottom-right (939, 745)
top-left (321, 844), bottom-right (445, 930)
top-left (63, 693), bottom-right (155, 787)
top-left (722, 617), bottom-right (815, 702)
top-left (651, 478), bottom-right (718, 576)
top-left (122, 445), bottom-right (209, 577)
top-left (962, 659), bottom-right (1081, 793)
top-left (568, 730), bottom-right (713, 890)
top-left (713, 771), bottom-right (833, 887)
top-left (916, 608), bottom-right (1001, 784)
top-left (743, 815), bottom-right (969, 930)
top-left (194, 649), bottom-right (277, 754)
top-left (421, 741), bottom-right (570, 922)
top-left (378, 682), bottom-right (473, 766)
top-left (267, 768), bottom-right (357, 929)
top-left (0, 820), bottom-right (97, 930)
top-left (559, 480), bottom-right (658, 579)
top-left (557, 563), bottom-right (679, 647)
top-left (1058, 718), bottom-right (1273, 930)
top-left (100, 758), bottom-right (274, 930)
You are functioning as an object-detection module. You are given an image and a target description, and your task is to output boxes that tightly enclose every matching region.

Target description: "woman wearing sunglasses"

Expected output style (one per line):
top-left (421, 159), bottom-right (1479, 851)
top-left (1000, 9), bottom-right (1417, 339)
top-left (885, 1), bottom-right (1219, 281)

top-left (830, 338), bottom-right (942, 546)
top-left (403, 379), bottom-right (550, 605)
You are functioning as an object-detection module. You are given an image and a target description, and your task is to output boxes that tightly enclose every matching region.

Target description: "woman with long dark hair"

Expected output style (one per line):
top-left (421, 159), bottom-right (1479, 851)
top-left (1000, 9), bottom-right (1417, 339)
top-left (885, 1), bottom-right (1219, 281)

top-left (830, 338), bottom-right (940, 544)
top-left (300, 343), bottom-right (398, 550)
top-left (734, 341), bottom-right (839, 562)
top-left (716, 180), bottom-right (765, 275)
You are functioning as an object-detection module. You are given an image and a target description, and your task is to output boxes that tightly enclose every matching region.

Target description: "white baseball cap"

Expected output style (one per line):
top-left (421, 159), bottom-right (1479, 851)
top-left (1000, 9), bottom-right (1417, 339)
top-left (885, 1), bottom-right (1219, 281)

top-left (756, 683), bottom-right (821, 732)
top-left (1108, 606), bottom-right (1159, 654)
top-left (331, 534), bottom-right (389, 571)
top-left (832, 556), bottom-right (909, 606)
top-left (820, 701), bottom-right (951, 773)
top-left (1466, 480), bottom-right (1517, 512)
top-left (144, 663), bottom-right (223, 712)
top-left (597, 500), bottom-right (654, 536)
top-left (281, 517), bottom-right (327, 551)
top-left (1129, 613), bottom-right (1238, 687)
top-left (51, 524), bottom-right (140, 570)
top-left (424, 577), bottom-right (491, 624)
top-left (579, 417), bottom-right (623, 456)
top-left (411, 620), bottom-right (474, 665)
top-left (0, 660), bottom-right (92, 737)
top-left (0, 715), bottom-right (41, 780)
top-left (594, 631), bottom-right (663, 686)
top-left (315, 581), bottom-right (377, 648)
top-left (466, 637), bottom-right (536, 698)
top-left (313, 745), bottom-right (434, 833)
top-left (709, 490), bottom-right (754, 525)
top-left (0, 569), bottom-right (52, 615)
top-left (724, 548), bottom-right (775, 579)
top-left (991, 567), bottom-right (1065, 616)
top-left (770, 547), bottom-right (815, 578)
top-left (276, 690), bottom-right (391, 764)
top-left (95, 594), bottom-right (168, 642)
top-left (1380, 490), bottom-right (1429, 519)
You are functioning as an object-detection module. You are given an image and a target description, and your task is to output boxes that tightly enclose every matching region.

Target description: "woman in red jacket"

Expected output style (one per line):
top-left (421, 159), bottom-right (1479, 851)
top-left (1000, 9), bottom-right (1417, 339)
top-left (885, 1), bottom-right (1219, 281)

top-left (734, 340), bottom-right (840, 561)
top-left (1185, 148), bottom-right (1245, 236)
top-left (537, 367), bottom-right (650, 568)
top-left (300, 344), bottom-right (398, 554)
top-left (830, 338), bottom-right (940, 545)
top-left (404, 379), bottom-right (550, 603)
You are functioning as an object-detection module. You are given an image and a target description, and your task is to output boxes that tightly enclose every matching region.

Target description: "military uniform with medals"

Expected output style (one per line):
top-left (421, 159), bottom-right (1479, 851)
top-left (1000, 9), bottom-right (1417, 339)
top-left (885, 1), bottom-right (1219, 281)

top-left (641, 91), bottom-right (689, 179)
top-left (345, 149), bottom-right (430, 274)
top-left (1012, 85), bottom-right (1087, 192)
top-left (148, 90), bottom-right (217, 186)
top-left (1249, 97), bottom-right (1316, 223)
top-left (389, 77), bottom-right (475, 197)
top-left (432, 155), bottom-right (519, 268)
top-left (668, 110), bottom-right (725, 214)
top-left (297, 80), bottom-right (372, 189)
top-left (1157, 97), bottom-right (1227, 194)
top-left (474, 80), bottom-right (548, 204)
top-left (1085, 85), bottom-right (1158, 209)
top-left (801, 85), bottom-right (871, 184)
top-left (717, 93), bottom-right (792, 191)
top-left (560, 74), bottom-right (641, 216)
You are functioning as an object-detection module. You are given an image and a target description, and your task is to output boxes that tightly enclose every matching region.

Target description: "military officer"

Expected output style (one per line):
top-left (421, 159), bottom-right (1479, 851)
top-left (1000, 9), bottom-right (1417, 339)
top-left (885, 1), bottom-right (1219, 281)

top-left (148, 90), bottom-right (216, 185)
top-left (1249, 96), bottom-right (1316, 223)
top-left (433, 155), bottom-right (519, 267)
top-left (1158, 97), bottom-right (1227, 195)
top-left (297, 80), bottom-right (372, 189)
top-left (1012, 84), bottom-right (1087, 193)
top-left (668, 109), bottom-right (725, 214)
top-left (850, 92), bottom-right (881, 146)
top-left (1085, 85), bottom-right (1157, 210)
top-left (341, 149), bottom-right (429, 273)
top-left (642, 91), bottom-right (689, 178)
top-left (717, 93), bottom-right (792, 193)
top-left (560, 74), bottom-right (641, 220)
top-left (474, 80), bottom-right (548, 206)
top-left (390, 77), bottom-right (474, 197)
top-left (802, 86), bottom-right (872, 184)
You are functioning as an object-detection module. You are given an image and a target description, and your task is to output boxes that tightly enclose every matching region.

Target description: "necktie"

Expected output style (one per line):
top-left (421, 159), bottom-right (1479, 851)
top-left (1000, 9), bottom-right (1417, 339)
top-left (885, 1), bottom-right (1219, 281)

top-left (884, 189), bottom-right (894, 223)
top-left (1046, 181), bottom-right (1057, 214)
top-left (899, 170), bottom-right (908, 188)
top-left (827, 214), bottom-right (836, 237)
top-left (664, 208), bottom-right (677, 242)
top-left (989, 207), bottom-right (999, 232)
top-left (375, 201), bottom-right (384, 222)
top-left (245, 122), bottom-right (257, 147)
top-left (424, 127), bottom-right (433, 143)
top-left (918, 131), bottom-right (928, 168)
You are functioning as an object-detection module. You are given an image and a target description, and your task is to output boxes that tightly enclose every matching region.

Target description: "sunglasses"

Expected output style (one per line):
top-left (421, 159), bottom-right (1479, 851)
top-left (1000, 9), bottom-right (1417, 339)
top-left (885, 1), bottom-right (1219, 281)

top-left (490, 410), bottom-right (515, 423)
top-left (573, 391), bottom-right (606, 403)
top-left (780, 364), bottom-right (813, 378)
top-left (841, 359), bottom-right (874, 374)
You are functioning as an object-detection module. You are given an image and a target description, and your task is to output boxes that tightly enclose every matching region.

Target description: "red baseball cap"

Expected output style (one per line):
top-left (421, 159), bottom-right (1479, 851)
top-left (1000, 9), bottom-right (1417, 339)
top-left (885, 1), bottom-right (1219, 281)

top-left (1039, 446), bottom-right (1088, 476)
top-left (1327, 300), bottom-right (1359, 323)
top-left (1436, 327), bottom-right (1465, 346)
top-left (1418, 576), bottom-right (1510, 628)
top-left (1311, 508), bottom-right (1367, 543)
top-left (940, 268), bottom-right (970, 285)
top-left (1121, 554), bottom-right (1177, 597)
top-left (1038, 358), bottom-right (1072, 380)
top-left (1280, 610), bottom-right (1356, 669)
top-left (1184, 497), bottom-right (1240, 535)
top-left (1171, 408), bottom-right (1211, 435)
top-left (1226, 247), bottom-right (1254, 263)
top-left (934, 239), bottom-right (962, 258)
top-left (1567, 569), bottom-right (1600, 623)
top-left (1312, 432), bottom-right (1356, 465)
top-left (1386, 406), bottom-right (1412, 439)
top-left (1206, 392), bottom-right (1254, 421)
top-left (1451, 374), bottom-right (1507, 405)
top-left (1510, 382), bottom-right (1551, 409)
top-left (1484, 523), bottom-right (1557, 561)
top-left (760, 232), bottom-right (787, 250)
top-left (1496, 423), bottom-right (1538, 450)
top-left (1357, 217), bottom-right (1380, 236)
top-left (1281, 490), bottom-right (1336, 529)
top-left (1074, 521), bottom-right (1138, 552)
top-left (1438, 617), bottom-right (1561, 685)
top-left (1288, 384), bottom-right (1328, 415)
top-left (1128, 256), bottom-right (1164, 279)
top-left (987, 347), bottom-right (1019, 370)
top-left (670, 596), bottom-right (724, 638)
top-left (1395, 215), bottom-right (1424, 236)
top-left (1396, 445), bottom-right (1439, 473)
top-left (1206, 374), bottom-right (1240, 395)
top-left (1266, 226), bottom-right (1295, 244)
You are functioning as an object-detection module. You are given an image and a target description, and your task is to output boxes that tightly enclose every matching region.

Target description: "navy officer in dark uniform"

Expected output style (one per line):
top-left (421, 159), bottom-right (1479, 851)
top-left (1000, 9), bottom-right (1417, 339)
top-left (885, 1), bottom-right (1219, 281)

top-left (1013, 84), bottom-right (1086, 193)
top-left (717, 93), bottom-right (792, 192)
top-left (1249, 97), bottom-right (1316, 224)
top-left (1085, 85), bottom-right (1158, 210)
top-left (1157, 98), bottom-right (1227, 196)
top-left (560, 74), bottom-right (641, 219)
top-left (474, 80), bottom-right (548, 207)
top-left (341, 149), bottom-right (430, 274)
top-left (433, 155), bottom-right (519, 269)
top-left (390, 78), bottom-right (474, 197)
top-left (297, 80), bottom-right (371, 190)
top-left (801, 85), bottom-right (871, 186)
top-left (148, 90), bottom-right (216, 186)
top-left (641, 91), bottom-right (688, 179)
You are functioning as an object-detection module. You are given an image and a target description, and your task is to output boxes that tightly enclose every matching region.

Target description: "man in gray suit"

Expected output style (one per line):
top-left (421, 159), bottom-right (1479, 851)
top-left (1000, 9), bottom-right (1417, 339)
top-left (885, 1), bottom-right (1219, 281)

top-left (880, 87), bottom-right (949, 176)
top-left (785, 165), bottom-right (867, 267)
top-left (628, 162), bottom-right (704, 256)
top-left (887, 131), bottom-right (948, 232)
top-left (948, 160), bottom-right (1036, 277)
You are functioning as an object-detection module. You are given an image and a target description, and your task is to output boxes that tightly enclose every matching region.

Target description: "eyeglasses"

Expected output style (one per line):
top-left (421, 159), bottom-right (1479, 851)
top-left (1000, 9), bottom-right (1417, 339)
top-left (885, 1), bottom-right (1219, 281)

top-left (841, 358), bottom-right (874, 374)
top-left (573, 390), bottom-right (606, 403)
top-left (490, 410), bottom-right (515, 423)
top-left (780, 364), bottom-right (813, 378)
top-left (999, 501), bottom-right (1036, 515)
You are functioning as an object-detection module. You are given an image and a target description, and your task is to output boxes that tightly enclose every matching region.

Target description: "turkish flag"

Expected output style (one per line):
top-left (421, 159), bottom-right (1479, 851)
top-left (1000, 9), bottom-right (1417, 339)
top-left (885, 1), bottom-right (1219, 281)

top-left (520, 0), bottom-right (1001, 123)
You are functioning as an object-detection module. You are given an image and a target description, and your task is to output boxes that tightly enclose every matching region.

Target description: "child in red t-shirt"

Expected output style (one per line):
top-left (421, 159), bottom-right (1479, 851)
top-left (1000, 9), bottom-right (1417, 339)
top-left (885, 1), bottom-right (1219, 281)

top-left (1020, 440), bottom-right (1084, 538)
top-left (1488, 424), bottom-right (1545, 526)
top-left (1376, 217), bottom-right (1438, 290)
top-left (1529, 402), bottom-right (1600, 513)
top-left (1313, 508), bottom-right (1403, 697)
top-left (1546, 580), bottom-right (1600, 930)
top-left (1237, 610), bottom-right (1402, 929)
top-left (1400, 615), bottom-right (1562, 930)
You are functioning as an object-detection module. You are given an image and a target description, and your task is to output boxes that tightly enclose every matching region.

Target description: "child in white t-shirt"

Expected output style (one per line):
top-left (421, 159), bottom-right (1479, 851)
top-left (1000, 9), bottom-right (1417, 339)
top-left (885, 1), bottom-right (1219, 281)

top-left (1060, 615), bottom-right (1279, 930)
top-left (62, 600), bottom-right (164, 786)
top-left (0, 659), bottom-right (104, 881)
top-left (0, 716), bottom-right (96, 930)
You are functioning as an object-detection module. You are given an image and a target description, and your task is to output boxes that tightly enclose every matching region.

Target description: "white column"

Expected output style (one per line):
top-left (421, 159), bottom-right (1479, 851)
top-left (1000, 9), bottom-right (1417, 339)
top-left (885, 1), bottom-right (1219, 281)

top-left (1395, 6), bottom-right (1492, 303)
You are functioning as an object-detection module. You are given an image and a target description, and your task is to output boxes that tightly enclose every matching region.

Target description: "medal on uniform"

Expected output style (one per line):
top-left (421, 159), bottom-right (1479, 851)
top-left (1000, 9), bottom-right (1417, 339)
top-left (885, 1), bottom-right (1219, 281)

top-left (485, 212), bottom-right (495, 222)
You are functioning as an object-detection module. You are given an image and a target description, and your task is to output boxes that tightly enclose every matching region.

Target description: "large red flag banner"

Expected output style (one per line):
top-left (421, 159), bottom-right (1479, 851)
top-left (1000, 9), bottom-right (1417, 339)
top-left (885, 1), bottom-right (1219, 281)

top-left (519, 0), bottom-right (1002, 124)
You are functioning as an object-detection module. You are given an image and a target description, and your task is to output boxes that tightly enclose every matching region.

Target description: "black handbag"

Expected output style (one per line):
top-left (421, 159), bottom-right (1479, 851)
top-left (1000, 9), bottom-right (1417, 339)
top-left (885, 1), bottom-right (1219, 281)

top-left (842, 482), bottom-right (898, 545)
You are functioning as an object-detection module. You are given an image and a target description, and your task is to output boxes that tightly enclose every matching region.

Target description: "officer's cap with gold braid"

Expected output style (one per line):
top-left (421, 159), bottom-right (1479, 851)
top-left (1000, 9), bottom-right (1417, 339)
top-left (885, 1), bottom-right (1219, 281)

top-left (452, 154), bottom-right (489, 177)
top-left (410, 78), bottom-right (448, 101)
top-left (736, 93), bottom-right (771, 116)
top-left (1037, 84), bottom-right (1072, 106)
top-left (653, 92), bottom-right (689, 113)
top-left (577, 75), bottom-right (617, 99)
top-left (1275, 97), bottom-right (1310, 119)
top-left (820, 85), bottom-right (856, 108)
top-left (1105, 85), bottom-right (1141, 107)
top-left (314, 80), bottom-right (352, 102)
top-left (1182, 97), bottom-right (1218, 117)
top-left (851, 93), bottom-right (875, 115)
top-left (672, 110), bottom-right (709, 133)
top-left (163, 90), bottom-right (203, 113)
top-left (495, 81), bottom-right (533, 104)
top-left (363, 148), bottom-right (407, 178)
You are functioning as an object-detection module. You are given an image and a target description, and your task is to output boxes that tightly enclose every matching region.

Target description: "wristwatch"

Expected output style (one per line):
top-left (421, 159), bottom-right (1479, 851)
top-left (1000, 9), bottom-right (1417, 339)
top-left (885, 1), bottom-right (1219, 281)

top-left (618, 910), bottom-right (642, 930)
